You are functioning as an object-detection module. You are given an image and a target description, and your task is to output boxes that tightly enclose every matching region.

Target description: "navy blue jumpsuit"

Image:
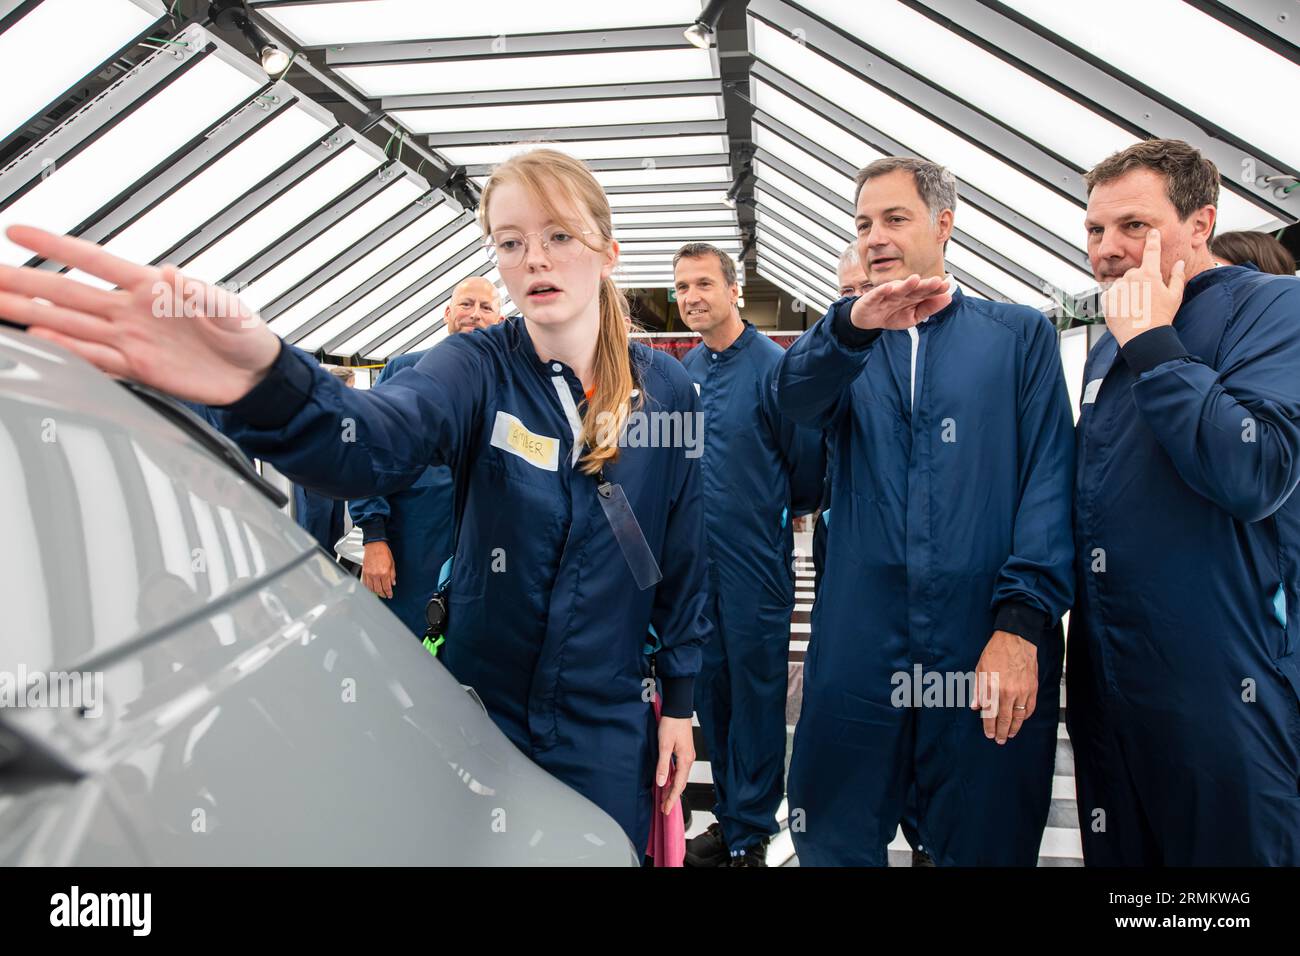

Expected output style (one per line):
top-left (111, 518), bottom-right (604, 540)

top-left (219, 318), bottom-right (713, 849)
top-left (681, 321), bottom-right (824, 851)
top-left (1069, 264), bottom-right (1300, 865)
top-left (348, 348), bottom-right (456, 637)
top-left (775, 286), bottom-right (1075, 866)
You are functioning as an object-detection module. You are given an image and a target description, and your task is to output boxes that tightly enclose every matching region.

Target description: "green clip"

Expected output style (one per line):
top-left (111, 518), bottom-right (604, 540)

top-left (422, 635), bottom-right (445, 658)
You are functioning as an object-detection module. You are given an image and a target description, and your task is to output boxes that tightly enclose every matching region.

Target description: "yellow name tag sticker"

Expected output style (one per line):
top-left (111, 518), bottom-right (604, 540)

top-left (490, 411), bottom-right (559, 471)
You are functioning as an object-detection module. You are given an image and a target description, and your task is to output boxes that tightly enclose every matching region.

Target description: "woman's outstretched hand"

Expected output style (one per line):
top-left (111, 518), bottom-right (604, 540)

top-left (0, 225), bottom-right (281, 405)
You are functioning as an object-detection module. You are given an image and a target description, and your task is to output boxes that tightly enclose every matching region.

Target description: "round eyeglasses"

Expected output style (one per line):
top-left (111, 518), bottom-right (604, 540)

top-left (485, 227), bottom-right (596, 269)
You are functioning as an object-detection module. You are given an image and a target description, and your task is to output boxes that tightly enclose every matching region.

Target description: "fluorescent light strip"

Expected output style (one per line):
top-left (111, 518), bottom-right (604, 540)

top-left (752, 77), bottom-right (886, 171)
top-left (945, 242), bottom-right (1052, 307)
top-left (66, 107), bottom-right (333, 290)
top-left (367, 256), bottom-right (492, 358)
top-left (756, 211), bottom-right (843, 270)
top-left (621, 240), bottom-right (741, 254)
top-left (337, 48), bottom-right (715, 99)
top-left (0, 53), bottom-right (262, 267)
top-left (956, 203), bottom-right (1095, 294)
top-left (753, 23), bottom-right (1085, 246)
top-left (394, 95), bottom-right (722, 135)
top-left (614, 210), bottom-right (737, 225)
top-left (757, 241), bottom-right (837, 299)
top-left (754, 189), bottom-right (849, 251)
top-left (754, 125), bottom-right (855, 202)
top-left (595, 165), bottom-right (732, 188)
top-left (615, 227), bottom-right (741, 242)
top-left (1002, 0), bottom-right (1300, 174)
top-left (438, 135), bottom-right (728, 166)
top-left (240, 178), bottom-right (424, 311)
top-left (298, 221), bottom-right (482, 351)
top-left (758, 234), bottom-right (839, 287)
top-left (0, 0), bottom-right (160, 142)
top-left (757, 260), bottom-right (832, 313)
top-left (608, 189), bottom-right (730, 207)
top-left (268, 202), bottom-right (459, 337)
top-left (754, 162), bottom-right (854, 232)
top-left (181, 147), bottom-right (382, 285)
top-left (258, 0), bottom-right (703, 46)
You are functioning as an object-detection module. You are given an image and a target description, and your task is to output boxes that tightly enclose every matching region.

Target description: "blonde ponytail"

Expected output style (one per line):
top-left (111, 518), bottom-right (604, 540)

top-left (578, 277), bottom-right (640, 475)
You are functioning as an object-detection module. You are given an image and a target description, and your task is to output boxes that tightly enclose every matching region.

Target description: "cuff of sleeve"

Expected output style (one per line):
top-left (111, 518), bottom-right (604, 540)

top-left (1120, 325), bottom-right (1189, 376)
top-left (218, 339), bottom-right (315, 429)
top-left (660, 676), bottom-right (695, 719)
top-left (831, 297), bottom-right (883, 351)
top-left (993, 601), bottom-right (1052, 646)
top-left (360, 520), bottom-right (388, 544)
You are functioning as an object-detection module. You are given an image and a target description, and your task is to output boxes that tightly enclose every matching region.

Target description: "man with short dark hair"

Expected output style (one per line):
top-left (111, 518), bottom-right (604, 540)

top-left (776, 156), bottom-right (1075, 866)
top-left (675, 241), bottom-right (823, 867)
top-left (1070, 138), bottom-right (1300, 865)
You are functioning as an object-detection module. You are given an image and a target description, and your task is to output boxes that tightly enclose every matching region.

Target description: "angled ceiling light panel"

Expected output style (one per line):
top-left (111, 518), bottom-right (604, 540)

top-left (754, 125), bottom-right (855, 200)
top-left (394, 96), bottom-right (722, 135)
top-left (752, 79), bottom-right (886, 171)
top-left (797, 0), bottom-right (1134, 167)
top-left (757, 261), bottom-right (831, 313)
top-left (255, 0), bottom-right (703, 46)
top-left (0, 47), bottom-right (264, 267)
top-left (945, 242), bottom-right (1052, 308)
top-left (595, 165), bottom-right (732, 188)
top-left (619, 240), bottom-right (741, 255)
top-left (366, 256), bottom-right (493, 359)
top-left (756, 210), bottom-right (843, 270)
top-left (298, 221), bottom-right (482, 352)
top-left (65, 105), bottom-right (334, 289)
top-left (337, 49), bottom-right (715, 99)
top-left (750, 20), bottom-right (1085, 246)
top-left (267, 201), bottom-right (459, 338)
top-left (0, 0), bottom-right (163, 143)
top-left (755, 189), bottom-right (850, 251)
top-left (1001, 0), bottom-right (1300, 175)
top-left (754, 160), bottom-right (853, 232)
top-left (181, 145), bottom-right (383, 285)
top-left (438, 135), bottom-right (728, 166)
top-left (607, 189), bottom-right (731, 208)
top-left (759, 233), bottom-right (840, 287)
top-left (757, 240), bottom-right (837, 297)
top-left (615, 210), bottom-right (737, 225)
top-left (239, 176), bottom-right (425, 311)
top-left (614, 226), bottom-right (741, 242)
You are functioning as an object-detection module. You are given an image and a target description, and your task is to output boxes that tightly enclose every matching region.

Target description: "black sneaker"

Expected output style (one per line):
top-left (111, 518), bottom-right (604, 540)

top-left (685, 822), bottom-right (730, 867)
top-left (728, 837), bottom-right (770, 867)
top-left (911, 848), bottom-right (936, 867)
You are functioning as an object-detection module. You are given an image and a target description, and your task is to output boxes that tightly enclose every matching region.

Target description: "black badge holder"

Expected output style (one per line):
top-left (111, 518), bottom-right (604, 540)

top-left (596, 471), bottom-right (663, 591)
top-left (423, 555), bottom-right (454, 657)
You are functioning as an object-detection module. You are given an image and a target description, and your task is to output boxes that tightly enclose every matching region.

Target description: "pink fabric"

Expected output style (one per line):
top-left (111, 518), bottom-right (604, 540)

top-left (646, 694), bottom-right (686, 867)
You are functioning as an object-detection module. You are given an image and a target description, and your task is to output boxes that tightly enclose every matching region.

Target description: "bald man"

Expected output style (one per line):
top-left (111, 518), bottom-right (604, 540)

top-left (349, 278), bottom-right (503, 635)
top-left (444, 275), bottom-right (502, 334)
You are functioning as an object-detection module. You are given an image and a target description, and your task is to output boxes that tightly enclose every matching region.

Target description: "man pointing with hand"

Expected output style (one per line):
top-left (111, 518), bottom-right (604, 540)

top-left (775, 156), bottom-right (1075, 866)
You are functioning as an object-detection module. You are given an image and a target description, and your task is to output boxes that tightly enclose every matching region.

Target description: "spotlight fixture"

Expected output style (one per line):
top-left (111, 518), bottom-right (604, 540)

top-left (209, 1), bottom-right (291, 76)
top-left (684, 0), bottom-right (727, 49)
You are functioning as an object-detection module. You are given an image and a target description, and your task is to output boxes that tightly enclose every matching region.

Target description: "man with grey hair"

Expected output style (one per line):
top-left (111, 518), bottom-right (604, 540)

top-left (675, 241), bottom-right (824, 867)
top-left (775, 156), bottom-right (1075, 866)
